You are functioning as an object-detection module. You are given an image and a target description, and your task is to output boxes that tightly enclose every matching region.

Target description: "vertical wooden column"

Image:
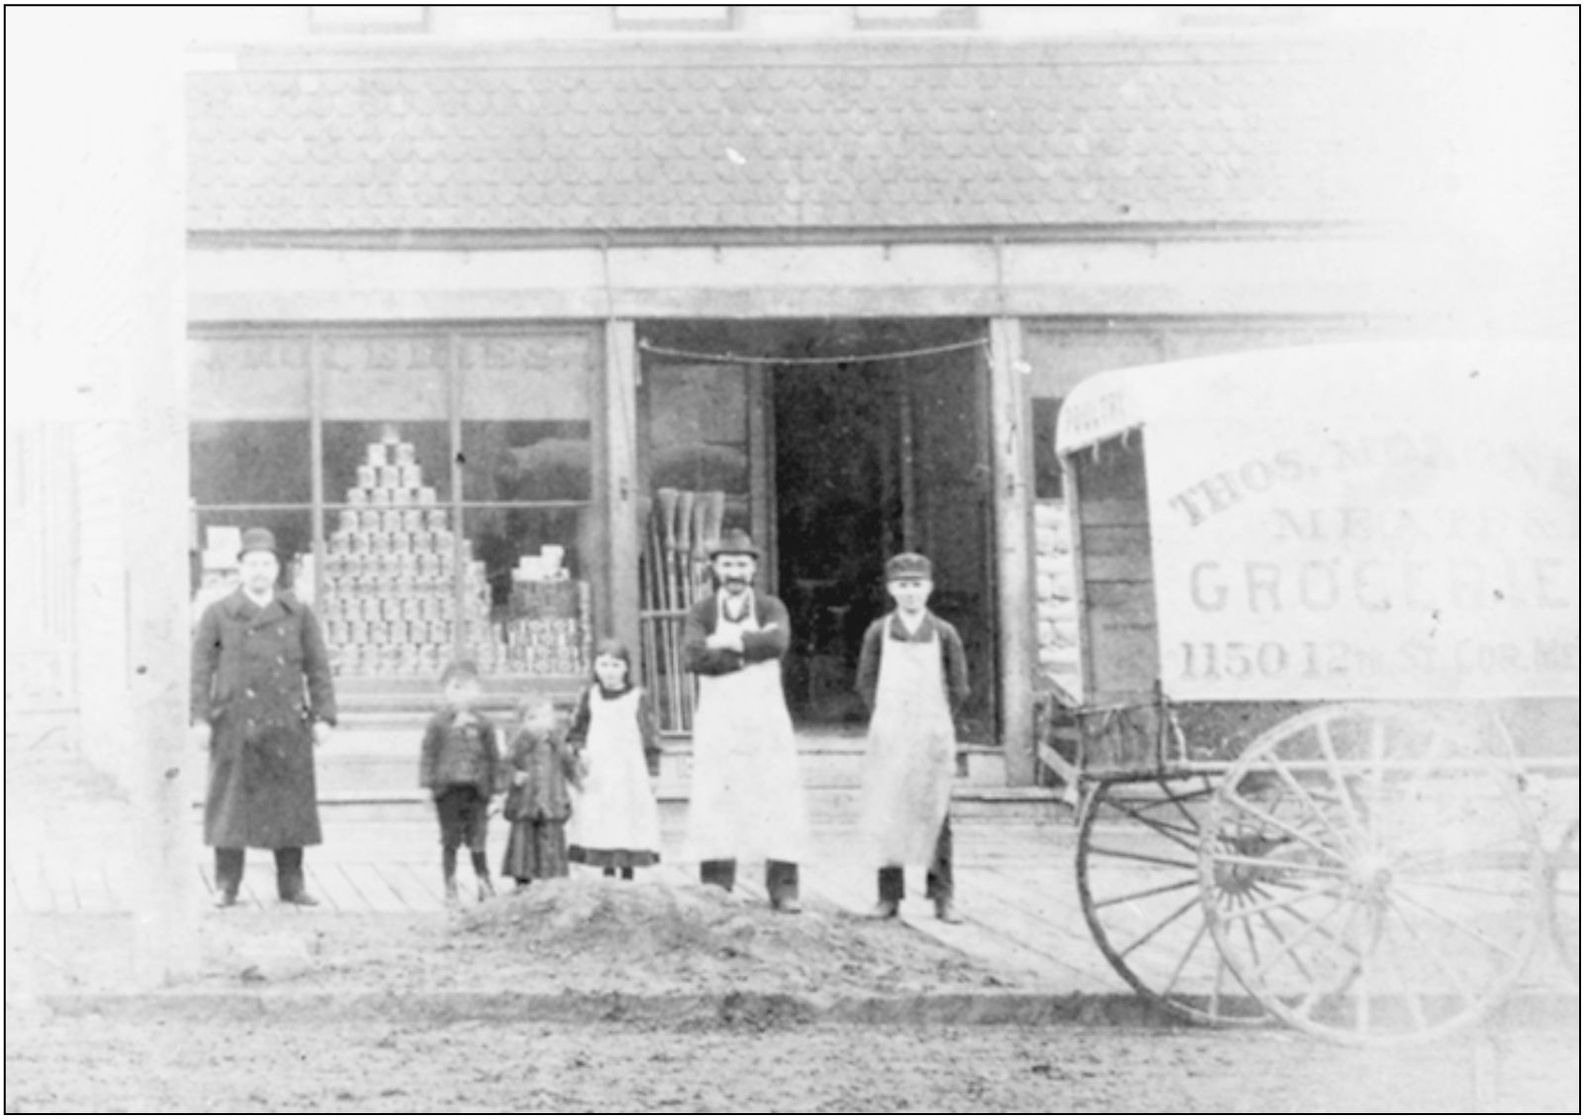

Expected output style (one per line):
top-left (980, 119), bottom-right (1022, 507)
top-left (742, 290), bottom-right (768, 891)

top-left (747, 366), bottom-right (775, 582)
top-left (118, 24), bottom-right (196, 981)
top-left (988, 317), bottom-right (1037, 785)
top-left (602, 320), bottom-right (642, 657)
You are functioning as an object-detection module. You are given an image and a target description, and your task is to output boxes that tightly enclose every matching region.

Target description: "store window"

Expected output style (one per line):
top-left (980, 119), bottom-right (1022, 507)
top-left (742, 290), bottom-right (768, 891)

top-left (189, 327), bottom-right (600, 692)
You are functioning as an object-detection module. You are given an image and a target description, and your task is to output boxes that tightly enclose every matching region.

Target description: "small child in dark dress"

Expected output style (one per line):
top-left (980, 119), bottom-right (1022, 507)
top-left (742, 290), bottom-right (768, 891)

top-left (419, 659), bottom-right (501, 905)
top-left (501, 698), bottom-right (584, 891)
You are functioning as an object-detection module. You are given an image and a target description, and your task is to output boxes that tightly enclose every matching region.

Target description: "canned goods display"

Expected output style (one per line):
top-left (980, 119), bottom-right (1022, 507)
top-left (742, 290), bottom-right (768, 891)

top-left (322, 423), bottom-right (596, 680)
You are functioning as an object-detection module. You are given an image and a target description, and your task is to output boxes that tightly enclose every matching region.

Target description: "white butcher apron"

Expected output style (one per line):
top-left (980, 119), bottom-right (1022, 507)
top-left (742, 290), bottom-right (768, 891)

top-left (684, 596), bottom-right (809, 864)
top-left (858, 619), bottom-right (957, 867)
top-left (567, 686), bottom-right (662, 857)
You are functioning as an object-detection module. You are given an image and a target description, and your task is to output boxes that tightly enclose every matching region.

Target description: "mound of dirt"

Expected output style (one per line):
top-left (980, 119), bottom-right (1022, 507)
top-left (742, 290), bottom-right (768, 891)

top-left (449, 879), bottom-right (1006, 997)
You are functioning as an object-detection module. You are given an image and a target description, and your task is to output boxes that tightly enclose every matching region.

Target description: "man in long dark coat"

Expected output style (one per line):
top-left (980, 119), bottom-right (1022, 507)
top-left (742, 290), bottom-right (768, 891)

top-left (191, 528), bottom-right (336, 907)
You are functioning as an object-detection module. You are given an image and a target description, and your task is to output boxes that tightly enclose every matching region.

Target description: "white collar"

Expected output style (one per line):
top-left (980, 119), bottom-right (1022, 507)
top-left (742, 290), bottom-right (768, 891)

top-left (243, 588), bottom-right (275, 610)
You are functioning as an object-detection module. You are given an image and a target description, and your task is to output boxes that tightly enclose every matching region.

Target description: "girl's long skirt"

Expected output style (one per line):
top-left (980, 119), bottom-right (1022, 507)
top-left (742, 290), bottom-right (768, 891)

top-left (501, 819), bottom-right (569, 882)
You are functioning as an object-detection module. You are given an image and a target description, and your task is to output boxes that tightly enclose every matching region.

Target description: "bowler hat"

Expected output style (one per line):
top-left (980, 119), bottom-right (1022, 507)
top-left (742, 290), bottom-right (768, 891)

top-left (885, 552), bottom-right (933, 580)
top-left (237, 527), bottom-right (279, 560)
top-left (707, 529), bottom-right (760, 560)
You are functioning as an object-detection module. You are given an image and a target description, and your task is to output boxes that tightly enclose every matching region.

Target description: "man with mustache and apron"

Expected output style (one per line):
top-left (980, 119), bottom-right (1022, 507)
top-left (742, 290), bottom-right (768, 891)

top-left (855, 552), bottom-right (970, 923)
top-left (682, 530), bottom-right (809, 912)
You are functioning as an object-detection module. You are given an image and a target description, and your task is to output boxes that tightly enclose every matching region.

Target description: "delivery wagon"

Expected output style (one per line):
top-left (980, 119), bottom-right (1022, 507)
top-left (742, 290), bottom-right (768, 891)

top-left (1053, 339), bottom-right (1578, 1044)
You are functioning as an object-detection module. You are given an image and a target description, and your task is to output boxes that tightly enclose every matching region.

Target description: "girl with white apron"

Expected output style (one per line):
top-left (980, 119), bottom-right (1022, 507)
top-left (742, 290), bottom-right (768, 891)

top-left (567, 641), bottom-right (663, 879)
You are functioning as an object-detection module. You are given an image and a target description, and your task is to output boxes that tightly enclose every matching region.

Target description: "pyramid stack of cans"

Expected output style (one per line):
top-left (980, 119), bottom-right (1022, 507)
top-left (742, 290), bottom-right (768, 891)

top-left (319, 428), bottom-right (591, 680)
top-left (319, 430), bottom-right (482, 680)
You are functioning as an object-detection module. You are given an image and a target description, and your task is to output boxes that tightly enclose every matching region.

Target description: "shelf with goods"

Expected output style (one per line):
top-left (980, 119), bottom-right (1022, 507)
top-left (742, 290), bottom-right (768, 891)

top-left (1032, 498), bottom-right (1085, 790)
top-left (1033, 499), bottom-right (1082, 700)
top-left (316, 426), bottom-right (592, 686)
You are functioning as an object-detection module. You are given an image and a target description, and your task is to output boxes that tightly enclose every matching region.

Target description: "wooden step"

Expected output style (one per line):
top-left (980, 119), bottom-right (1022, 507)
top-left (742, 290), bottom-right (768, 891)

top-left (311, 715), bottom-right (1010, 796)
top-left (191, 785), bottom-right (1073, 827)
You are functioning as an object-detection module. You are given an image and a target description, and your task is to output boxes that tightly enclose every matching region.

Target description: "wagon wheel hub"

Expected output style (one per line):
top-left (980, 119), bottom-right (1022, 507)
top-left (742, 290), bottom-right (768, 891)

top-left (1347, 852), bottom-right (1395, 903)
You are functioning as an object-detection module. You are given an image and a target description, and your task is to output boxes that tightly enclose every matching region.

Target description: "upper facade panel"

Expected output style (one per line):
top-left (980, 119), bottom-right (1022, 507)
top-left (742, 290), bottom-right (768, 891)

top-left (187, 37), bottom-right (1432, 238)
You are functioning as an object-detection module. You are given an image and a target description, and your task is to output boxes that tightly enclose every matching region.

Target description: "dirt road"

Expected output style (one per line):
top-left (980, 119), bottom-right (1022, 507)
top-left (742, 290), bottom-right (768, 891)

top-left (7, 1010), bottom-right (1578, 1113)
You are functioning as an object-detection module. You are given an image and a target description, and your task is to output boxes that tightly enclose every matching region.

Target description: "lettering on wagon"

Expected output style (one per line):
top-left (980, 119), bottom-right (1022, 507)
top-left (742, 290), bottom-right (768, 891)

top-left (1166, 433), bottom-right (1576, 530)
top-left (1175, 637), bottom-right (1575, 682)
top-left (1188, 556), bottom-right (1576, 614)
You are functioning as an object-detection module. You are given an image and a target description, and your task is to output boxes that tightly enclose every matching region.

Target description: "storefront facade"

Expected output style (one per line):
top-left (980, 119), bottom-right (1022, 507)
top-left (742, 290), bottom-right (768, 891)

top-left (187, 32), bottom-right (1442, 780)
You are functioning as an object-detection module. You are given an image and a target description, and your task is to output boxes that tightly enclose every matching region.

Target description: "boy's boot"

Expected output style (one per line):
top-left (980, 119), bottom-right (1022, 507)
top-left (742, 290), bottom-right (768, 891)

top-left (700, 859), bottom-right (736, 892)
top-left (928, 822), bottom-right (960, 923)
top-left (767, 860), bottom-right (802, 914)
top-left (471, 851), bottom-right (495, 901)
top-left (443, 848), bottom-right (460, 906)
top-left (933, 895), bottom-right (963, 924)
top-left (871, 866), bottom-right (903, 920)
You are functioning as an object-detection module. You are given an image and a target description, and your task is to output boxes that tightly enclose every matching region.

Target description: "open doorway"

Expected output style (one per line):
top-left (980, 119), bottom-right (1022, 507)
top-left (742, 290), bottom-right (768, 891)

top-left (639, 319), bottom-right (998, 742)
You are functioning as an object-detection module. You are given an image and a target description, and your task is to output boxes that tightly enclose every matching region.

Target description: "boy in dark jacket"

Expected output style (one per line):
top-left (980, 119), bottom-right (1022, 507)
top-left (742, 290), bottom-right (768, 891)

top-left (420, 659), bottom-right (501, 904)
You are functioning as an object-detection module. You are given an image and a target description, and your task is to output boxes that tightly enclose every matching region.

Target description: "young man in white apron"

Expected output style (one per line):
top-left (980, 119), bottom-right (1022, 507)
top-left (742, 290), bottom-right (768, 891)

top-left (854, 552), bottom-right (970, 923)
top-left (681, 529), bottom-right (809, 913)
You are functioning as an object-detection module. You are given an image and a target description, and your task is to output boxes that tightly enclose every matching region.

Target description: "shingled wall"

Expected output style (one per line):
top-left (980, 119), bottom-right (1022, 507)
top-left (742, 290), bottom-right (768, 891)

top-left (188, 37), bottom-right (1428, 237)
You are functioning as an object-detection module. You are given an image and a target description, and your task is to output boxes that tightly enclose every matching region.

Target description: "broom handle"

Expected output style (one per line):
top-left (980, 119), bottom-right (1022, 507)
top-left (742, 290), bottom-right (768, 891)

top-left (654, 488), bottom-right (680, 729)
top-left (689, 491), bottom-right (711, 601)
top-left (673, 490), bottom-right (696, 729)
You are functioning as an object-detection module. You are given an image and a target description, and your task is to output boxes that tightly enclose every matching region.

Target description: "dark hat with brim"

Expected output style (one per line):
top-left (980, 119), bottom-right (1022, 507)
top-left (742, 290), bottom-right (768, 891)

top-left (885, 552), bottom-right (933, 580)
top-left (708, 528), bottom-right (760, 560)
top-left (237, 527), bottom-right (279, 560)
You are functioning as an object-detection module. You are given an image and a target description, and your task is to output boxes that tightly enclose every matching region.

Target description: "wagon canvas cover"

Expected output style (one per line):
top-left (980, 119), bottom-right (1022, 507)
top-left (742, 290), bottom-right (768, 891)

top-left (1057, 340), bottom-right (1579, 702)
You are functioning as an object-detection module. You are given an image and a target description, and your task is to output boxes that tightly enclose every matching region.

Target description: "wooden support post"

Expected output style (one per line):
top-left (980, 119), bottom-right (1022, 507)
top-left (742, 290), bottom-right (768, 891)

top-left (602, 320), bottom-right (641, 659)
top-left (747, 366), bottom-right (774, 584)
top-left (989, 317), bottom-right (1037, 785)
top-left (110, 23), bottom-right (197, 982)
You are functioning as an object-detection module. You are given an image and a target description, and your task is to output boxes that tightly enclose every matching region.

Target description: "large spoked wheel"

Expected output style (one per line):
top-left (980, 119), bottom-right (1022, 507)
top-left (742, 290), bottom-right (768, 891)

top-left (1199, 704), bottom-right (1547, 1045)
top-left (1076, 776), bottom-right (1269, 1025)
top-left (1548, 820), bottom-right (1579, 986)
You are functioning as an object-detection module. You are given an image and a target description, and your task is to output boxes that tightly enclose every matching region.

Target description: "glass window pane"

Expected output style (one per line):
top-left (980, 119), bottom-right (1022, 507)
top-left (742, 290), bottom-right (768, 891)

top-left (323, 421), bottom-right (450, 508)
top-left (321, 334), bottom-right (448, 420)
top-left (191, 421), bottom-right (312, 505)
top-left (461, 421), bottom-right (591, 502)
top-left (647, 362), bottom-right (751, 494)
top-left (190, 335), bottom-right (311, 420)
top-left (458, 331), bottom-right (596, 501)
top-left (459, 331), bottom-right (594, 422)
top-left (462, 507), bottom-right (593, 679)
top-left (1030, 398), bottom-right (1064, 501)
